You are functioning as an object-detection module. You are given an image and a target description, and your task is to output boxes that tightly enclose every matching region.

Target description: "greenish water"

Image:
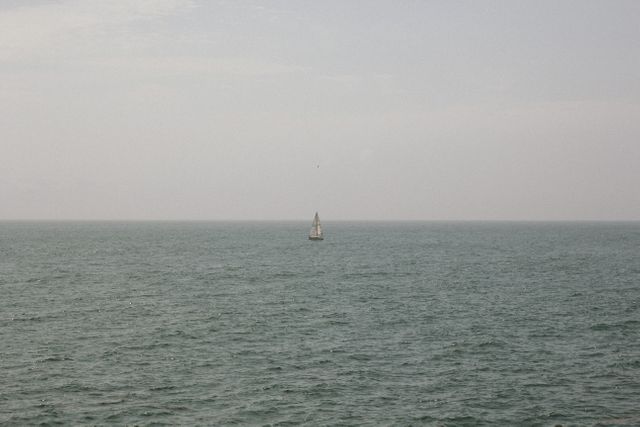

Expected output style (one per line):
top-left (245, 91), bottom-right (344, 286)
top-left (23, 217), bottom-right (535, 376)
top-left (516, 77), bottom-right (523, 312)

top-left (1, 221), bottom-right (639, 426)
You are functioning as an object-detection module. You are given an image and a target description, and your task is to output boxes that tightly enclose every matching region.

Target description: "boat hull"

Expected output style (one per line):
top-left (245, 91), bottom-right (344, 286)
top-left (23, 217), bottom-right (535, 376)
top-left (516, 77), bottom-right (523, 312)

top-left (308, 236), bottom-right (324, 241)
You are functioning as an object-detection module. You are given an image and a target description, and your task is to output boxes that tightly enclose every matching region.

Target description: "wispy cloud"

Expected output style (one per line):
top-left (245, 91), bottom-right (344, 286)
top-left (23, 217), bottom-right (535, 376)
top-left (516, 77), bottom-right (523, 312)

top-left (0, 0), bottom-right (194, 62)
top-left (0, 0), bottom-right (307, 80)
top-left (90, 55), bottom-right (307, 77)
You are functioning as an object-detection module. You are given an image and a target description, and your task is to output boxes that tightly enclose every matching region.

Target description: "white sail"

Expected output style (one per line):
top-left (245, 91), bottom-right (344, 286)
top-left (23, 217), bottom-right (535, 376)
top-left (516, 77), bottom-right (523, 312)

top-left (309, 212), bottom-right (323, 240)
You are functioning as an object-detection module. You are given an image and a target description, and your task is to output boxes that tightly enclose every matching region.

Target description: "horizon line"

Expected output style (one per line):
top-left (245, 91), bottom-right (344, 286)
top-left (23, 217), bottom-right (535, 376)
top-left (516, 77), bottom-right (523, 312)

top-left (1, 218), bottom-right (639, 223)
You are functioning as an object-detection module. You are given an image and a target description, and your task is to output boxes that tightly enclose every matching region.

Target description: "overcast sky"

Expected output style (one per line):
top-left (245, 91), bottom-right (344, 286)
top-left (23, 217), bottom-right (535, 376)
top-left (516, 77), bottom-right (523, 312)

top-left (1, 0), bottom-right (639, 220)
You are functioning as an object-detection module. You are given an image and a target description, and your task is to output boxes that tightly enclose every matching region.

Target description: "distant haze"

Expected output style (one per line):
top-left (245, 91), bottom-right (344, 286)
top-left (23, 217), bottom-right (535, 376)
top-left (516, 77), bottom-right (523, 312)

top-left (2, 0), bottom-right (639, 220)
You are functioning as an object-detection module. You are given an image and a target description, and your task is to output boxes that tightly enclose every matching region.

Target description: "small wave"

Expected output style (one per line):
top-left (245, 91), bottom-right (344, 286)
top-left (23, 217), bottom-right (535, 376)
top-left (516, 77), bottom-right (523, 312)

top-left (37, 355), bottom-right (74, 363)
top-left (326, 320), bottom-right (349, 326)
top-left (147, 342), bottom-right (172, 350)
top-left (609, 358), bottom-right (640, 369)
top-left (8, 315), bottom-right (44, 322)
top-left (438, 415), bottom-right (482, 425)
top-left (477, 339), bottom-right (507, 349)
top-left (270, 271), bottom-right (297, 279)
top-left (412, 414), bottom-right (438, 422)
top-left (348, 353), bottom-right (372, 361)
top-left (591, 323), bottom-right (612, 331)
top-left (139, 408), bottom-right (176, 417)
top-left (97, 399), bottom-right (125, 406)
top-left (56, 382), bottom-right (92, 393)
top-left (105, 412), bottom-right (125, 421)
top-left (149, 385), bottom-right (176, 391)
top-left (342, 271), bottom-right (393, 279)
top-left (321, 311), bottom-right (346, 318)
top-left (591, 319), bottom-right (640, 331)
top-left (523, 382), bottom-right (551, 388)
top-left (165, 405), bottom-right (190, 412)
top-left (595, 417), bottom-right (640, 426)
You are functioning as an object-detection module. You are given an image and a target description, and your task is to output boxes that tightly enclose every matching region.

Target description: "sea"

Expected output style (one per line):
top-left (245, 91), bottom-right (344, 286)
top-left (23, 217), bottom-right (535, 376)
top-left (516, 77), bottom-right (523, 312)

top-left (1, 221), bottom-right (639, 426)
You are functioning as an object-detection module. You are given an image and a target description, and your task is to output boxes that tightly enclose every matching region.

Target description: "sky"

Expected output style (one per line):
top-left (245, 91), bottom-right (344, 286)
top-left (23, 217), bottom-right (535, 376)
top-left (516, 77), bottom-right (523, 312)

top-left (1, 0), bottom-right (639, 220)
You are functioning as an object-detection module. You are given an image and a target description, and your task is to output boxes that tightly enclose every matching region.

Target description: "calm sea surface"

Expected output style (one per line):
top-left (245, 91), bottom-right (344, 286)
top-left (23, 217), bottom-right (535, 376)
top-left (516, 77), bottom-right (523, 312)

top-left (1, 221), bottom-right (639, 426)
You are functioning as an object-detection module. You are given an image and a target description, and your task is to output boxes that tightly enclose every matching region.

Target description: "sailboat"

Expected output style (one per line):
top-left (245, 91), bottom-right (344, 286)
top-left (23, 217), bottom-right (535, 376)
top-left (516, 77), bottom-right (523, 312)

top-left (308, 212), bottom-right (324, 240)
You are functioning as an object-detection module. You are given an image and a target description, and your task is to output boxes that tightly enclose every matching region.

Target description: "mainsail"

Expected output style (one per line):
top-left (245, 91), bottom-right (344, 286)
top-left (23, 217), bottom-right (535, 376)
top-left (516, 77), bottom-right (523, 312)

top-left (309, 212), bottom-right (323, 240)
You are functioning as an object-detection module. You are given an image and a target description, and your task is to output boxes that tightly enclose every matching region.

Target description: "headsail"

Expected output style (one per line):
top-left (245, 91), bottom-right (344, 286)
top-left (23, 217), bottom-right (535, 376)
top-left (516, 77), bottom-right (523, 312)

top-left (309, 212), bottom-right (323, 240)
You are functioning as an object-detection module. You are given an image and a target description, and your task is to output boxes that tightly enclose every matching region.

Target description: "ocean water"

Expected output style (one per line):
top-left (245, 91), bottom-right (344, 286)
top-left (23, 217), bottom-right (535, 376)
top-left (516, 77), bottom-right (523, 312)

top-left (1, 221), bottom-right (639, 426)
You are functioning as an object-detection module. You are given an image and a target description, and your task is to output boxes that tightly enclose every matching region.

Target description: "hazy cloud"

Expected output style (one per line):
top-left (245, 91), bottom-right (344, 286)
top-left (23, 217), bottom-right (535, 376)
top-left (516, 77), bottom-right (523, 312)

top-left (1, 0), bottom-right (639, 220)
